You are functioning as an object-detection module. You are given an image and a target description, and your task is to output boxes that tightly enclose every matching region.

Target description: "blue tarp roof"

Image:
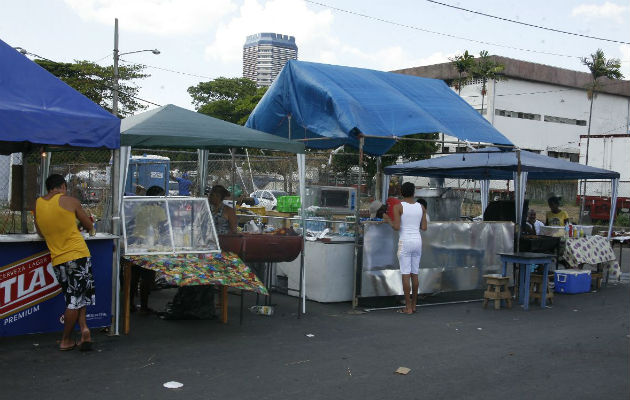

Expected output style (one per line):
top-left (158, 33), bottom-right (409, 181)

top-left (0, 38), bottom-right (120, 155)
top-left (246, 60), bottom-right (513, 156)
top-left (385, 147), bottom-right (620, 180)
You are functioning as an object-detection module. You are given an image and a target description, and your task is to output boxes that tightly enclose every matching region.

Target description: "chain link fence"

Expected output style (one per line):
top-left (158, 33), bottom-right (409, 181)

top-left (2, 147), bottom-right (627, 234)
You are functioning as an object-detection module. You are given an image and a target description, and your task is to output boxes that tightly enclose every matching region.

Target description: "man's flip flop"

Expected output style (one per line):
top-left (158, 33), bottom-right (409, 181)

top-left (78, 341), bottom-right (93, 352)
top-left (59, 344), bottom-right (76, 351)
top-left (396, 309), bottom-right (412, 314)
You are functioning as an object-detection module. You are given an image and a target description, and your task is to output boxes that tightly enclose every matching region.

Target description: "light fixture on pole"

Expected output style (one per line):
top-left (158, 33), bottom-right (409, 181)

top-left (111, 18), bottom-right (160, 117)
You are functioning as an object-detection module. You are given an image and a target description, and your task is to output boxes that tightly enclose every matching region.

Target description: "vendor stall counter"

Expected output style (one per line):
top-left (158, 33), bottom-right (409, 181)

top-left (0, 233), bottom-right (116, 337)
top-left (360, 221), bottom-right (514, 297)
top-left (276, 238), bottom-right (355, 302)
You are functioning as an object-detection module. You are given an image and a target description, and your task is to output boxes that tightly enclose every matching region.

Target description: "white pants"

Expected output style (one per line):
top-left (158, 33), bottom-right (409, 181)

top-left (397, 237), bottom-right (422, 275)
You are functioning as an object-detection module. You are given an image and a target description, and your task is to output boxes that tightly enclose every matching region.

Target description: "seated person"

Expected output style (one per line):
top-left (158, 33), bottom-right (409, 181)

top-left (545, 194), bottom-right (569, 226)
top-left (208, 185), bottom-right (237, 235)
top-left (524, 209), bottom-right (544, 235)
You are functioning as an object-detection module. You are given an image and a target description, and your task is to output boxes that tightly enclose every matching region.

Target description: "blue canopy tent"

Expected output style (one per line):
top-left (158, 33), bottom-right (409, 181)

top-left (0, 39), bottom-right (122, 334)
top-left (246, 60), bottom-right (513, 156)
top-left (247, 60), bottom-right (515, 308)
top-left (385, 148), bottom-right (620, 238)
top-left (0, 39), bottom-right (120, 154)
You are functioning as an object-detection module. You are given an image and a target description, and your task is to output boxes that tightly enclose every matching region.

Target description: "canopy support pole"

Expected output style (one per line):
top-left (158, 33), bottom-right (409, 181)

top-left (231, 148), bottom-right (236, 207)
top-left (607, 178), bottom-right (619, 239)
top-left (513, 149), bottom-right (528, 253)
top-left (375, 156), bottom-right (382, 202)
top-left (352, 135), bottom-right (364, 308)
top-left (21, 151), bottom-right (28, 233)
top-left (297, 151), bottom-right (306, 316)
top-left (197, 149), bottom-right (208, 196)
top-left (111, 146), bottom-right (130, 336)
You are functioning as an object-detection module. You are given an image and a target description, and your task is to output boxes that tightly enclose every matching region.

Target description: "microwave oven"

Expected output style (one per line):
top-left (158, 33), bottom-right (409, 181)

top-left (304, 186), bottom-right (357, 214)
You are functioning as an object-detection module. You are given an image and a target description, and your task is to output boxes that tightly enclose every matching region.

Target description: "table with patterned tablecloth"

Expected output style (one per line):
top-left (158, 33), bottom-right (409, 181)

top-left (562, 235), bottom-right (621, 281)
top-left (124, 252), bottom-right (268, 294)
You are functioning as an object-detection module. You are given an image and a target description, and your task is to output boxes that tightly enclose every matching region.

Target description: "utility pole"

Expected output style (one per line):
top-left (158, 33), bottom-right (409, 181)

top-left (112, 18), bottom-right (119, 117)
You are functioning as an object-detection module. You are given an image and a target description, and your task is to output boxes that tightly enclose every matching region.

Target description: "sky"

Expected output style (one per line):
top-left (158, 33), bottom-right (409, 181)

top-left (1, 0), bottom-right (628, 112)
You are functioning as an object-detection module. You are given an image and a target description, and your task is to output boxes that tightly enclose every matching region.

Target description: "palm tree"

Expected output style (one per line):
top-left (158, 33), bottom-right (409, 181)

top-left (579, 49), bottom-right (623, 222)
top-left (472, 51), bottom-right (505, 116)
top-left (449, 50), bottom-right (475, 95)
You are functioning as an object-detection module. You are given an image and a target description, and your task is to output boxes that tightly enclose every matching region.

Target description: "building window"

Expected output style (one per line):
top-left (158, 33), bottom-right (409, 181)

top-left (495, 108), bottom-right (541, 121)
top-left (543, 115), bottom-right (587, 126)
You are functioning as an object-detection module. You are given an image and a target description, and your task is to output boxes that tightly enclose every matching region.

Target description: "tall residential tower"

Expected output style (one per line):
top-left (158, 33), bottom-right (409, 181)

top-left (243, 33), bottom-right (297, 87)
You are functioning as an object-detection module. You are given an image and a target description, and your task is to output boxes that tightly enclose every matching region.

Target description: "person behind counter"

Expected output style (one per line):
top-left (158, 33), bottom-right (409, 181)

top-left (545, 194), bottom-right (569, 226)
top-left (208, 185), bottom-right (237, 234)
top-left (524, 209), bottom-right (545, 235)
top-left (33, 174), bottom-right (96, 351)
top-left (384, 182), bottom-right (428, 315)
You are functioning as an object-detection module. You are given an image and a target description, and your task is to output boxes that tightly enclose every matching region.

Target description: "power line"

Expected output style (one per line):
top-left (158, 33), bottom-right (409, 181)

top-left (425, 0), bottom-right (630, 45)
top-left (304, 0), bottom-right (582, 59)
top-left (120, 58), bottom-right (213, 79)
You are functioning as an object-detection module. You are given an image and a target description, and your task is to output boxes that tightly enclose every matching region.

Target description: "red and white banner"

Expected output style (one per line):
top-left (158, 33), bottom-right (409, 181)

top-left (0, 251), bottom-right (60, 319)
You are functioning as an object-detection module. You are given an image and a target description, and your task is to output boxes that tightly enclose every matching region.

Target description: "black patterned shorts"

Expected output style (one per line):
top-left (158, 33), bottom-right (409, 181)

top-left (53, 257), bottom-right (96, 310)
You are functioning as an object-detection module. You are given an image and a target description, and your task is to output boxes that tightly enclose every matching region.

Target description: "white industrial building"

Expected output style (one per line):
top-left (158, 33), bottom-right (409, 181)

top-left (394, 56), bottom-right (630, 197)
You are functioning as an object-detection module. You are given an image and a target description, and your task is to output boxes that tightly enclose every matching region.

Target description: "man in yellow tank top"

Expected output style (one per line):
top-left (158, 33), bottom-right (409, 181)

top-left (34, 174), bottom-right (95, 351)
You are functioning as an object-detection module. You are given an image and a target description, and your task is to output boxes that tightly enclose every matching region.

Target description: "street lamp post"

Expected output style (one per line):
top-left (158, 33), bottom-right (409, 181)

top-left (110, 18), bottom-right (159, 334)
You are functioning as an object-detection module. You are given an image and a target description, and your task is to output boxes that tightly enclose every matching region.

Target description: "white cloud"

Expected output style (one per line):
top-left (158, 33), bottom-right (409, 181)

top-left (204, 0), bottom-right (449, 74)
top-left (205, 0), bottom-right (334, 64)
top-left (64, 0), bottom-right (237, 35)
top-left (571, 2), bottom-right (629, 23)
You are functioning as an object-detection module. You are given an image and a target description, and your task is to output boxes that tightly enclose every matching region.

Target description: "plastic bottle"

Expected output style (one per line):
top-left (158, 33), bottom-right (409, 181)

top-left (580, 227), bottom-right (584, 238)
top-left (147, 224), bottom-right (155, 247)
top-left (249, 305), bottom-right (274, 316)
top-left (567, 224), bottom-right (572, 238)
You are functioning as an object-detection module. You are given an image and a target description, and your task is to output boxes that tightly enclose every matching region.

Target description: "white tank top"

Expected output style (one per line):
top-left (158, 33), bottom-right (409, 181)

top-left (400, 202), bottom-right (423, 239)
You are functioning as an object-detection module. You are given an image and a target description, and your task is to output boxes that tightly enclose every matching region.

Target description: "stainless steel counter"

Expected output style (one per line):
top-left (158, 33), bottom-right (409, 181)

top-left (360, 221), bottom-right (514, 297)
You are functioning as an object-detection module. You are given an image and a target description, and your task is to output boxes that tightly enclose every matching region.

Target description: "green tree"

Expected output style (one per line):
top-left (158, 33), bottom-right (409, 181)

top-left (449, 50), bottom-right (475, 95)
top-left (580, 49), bottom-right (623, 167)
top-left (578, 49), bottom-right (623, 222)
top-left (472, 51), bottom-right (505, 116)
top-left (187, 77), bottom-right (267, 125)
top-left (34, 59), bottom-right (149, 117)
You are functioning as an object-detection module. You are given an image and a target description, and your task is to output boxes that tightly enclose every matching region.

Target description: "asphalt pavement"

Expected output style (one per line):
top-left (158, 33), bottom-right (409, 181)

top-left (2, 279), bottom-right (629, 400)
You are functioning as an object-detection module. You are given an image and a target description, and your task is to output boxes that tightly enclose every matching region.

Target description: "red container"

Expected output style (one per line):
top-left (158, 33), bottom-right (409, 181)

top-left (386, 197), bottom-right (401, 221)
top-left (219, 234), bottom-right (303, 263)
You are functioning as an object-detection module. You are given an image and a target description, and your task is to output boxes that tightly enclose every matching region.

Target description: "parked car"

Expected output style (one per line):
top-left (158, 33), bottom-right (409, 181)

top-left (250, 190), bottom-right (288, 211)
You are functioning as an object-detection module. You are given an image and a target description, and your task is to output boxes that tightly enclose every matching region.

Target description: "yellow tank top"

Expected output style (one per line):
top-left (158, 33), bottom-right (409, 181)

top-left (35, 194), bottom-right (90, 266)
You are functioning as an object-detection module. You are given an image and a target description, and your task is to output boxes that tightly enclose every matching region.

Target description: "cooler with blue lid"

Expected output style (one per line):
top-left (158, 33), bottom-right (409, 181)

top-left (554, 269), bottom-right (591, 294)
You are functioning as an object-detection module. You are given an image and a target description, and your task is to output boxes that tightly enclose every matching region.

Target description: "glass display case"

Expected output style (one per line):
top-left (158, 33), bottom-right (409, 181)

top-left (122, 197), bottom-right (219, 255)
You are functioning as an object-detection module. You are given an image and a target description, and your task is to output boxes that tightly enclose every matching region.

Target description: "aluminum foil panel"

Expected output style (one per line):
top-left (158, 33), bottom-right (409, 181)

top-left (360, 221), bottom-right (514, 297)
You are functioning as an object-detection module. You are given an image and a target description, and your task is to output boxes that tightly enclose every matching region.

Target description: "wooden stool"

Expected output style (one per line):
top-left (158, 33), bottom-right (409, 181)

top-left (591, 272), bottom-right (603, 290)
top-left (529, 273), bottom-right (553, 305)
top-left (482, 274), bottom-right (512, 310)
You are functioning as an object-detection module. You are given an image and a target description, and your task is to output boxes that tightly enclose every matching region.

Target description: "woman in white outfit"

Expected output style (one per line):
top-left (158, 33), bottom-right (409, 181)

top-left (385, 182), bottom-right (427, 314)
